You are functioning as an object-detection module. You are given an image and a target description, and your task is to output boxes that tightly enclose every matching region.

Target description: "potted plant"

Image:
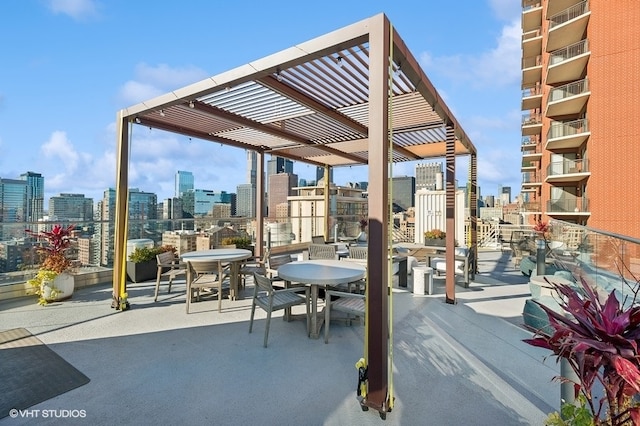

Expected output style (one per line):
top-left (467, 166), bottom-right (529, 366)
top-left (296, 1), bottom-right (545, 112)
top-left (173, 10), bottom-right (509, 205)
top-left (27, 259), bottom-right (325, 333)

top-left (357, 218), bottom-right (368, 243)
top-left (25, 224), bottom-right (76, 305)
top-left (126, 245), bottom-right (175, 283)
top-left (221, 236), bottom-right (252, 251)
top-left (523, 277), bottom-right (640, 425)
top-left (424, 229), bottom-right (446, 247)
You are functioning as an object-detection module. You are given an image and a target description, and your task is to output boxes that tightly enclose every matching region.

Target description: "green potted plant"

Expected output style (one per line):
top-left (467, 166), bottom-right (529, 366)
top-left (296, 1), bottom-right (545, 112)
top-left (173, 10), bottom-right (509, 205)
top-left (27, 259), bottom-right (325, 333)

top-left (25, 224), bottom-right (76, 305)
top-left (126, 245), bottom-right (175, 283)
top-left (221, 236), bottom-right (253, 252)
top-left (424, 229), bottom-right (446, 247)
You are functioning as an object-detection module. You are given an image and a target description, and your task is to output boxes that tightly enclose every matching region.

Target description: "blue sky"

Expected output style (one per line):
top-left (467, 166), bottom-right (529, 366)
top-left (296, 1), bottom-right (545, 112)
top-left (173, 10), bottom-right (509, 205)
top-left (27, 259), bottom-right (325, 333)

top-left (0, 0), bottom-right (522, 206)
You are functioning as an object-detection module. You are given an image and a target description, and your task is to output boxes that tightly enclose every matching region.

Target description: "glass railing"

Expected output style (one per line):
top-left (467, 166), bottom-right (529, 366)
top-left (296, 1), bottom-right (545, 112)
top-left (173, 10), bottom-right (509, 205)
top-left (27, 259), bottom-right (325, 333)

top-left (546, 158), bottom-right (588, 176)
top-left (531, 219), bottom-right (640, 305)
top-left (547, 197), bottom-right (589, 213)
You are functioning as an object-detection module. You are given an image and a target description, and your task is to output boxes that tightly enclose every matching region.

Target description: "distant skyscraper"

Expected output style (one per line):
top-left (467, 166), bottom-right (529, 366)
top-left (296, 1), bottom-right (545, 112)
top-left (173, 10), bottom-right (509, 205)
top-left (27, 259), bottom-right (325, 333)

top-left (49, 193), bottom-right (93, 222)
top-left (0, 178), bottom-right (27, 240)
top-left (266, 156), bottom-right (293, 189)
top-left (316, 167), bottom-right (333, 184)
top-left (247, 151), bottom-right (257, 186)
top-left (415, 162), bottom-right (443, 191)
top-left (500, 186), bottom-right (511, 204)
top-left (391, 176), bottom-right (416, 211)
top-left (19, 171), bottom-right (44, 222)
top-left (237, 184), bottom-right (256, 217)
top-left (175, 171), bottom-right (194, 198)
top-left (268, 173), bottom-right (298, 217)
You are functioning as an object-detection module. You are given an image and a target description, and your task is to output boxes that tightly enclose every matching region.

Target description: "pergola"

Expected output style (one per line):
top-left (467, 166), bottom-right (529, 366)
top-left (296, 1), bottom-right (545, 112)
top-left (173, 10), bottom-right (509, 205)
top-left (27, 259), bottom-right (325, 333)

top-left (113, 13), bottom-right (477, 417)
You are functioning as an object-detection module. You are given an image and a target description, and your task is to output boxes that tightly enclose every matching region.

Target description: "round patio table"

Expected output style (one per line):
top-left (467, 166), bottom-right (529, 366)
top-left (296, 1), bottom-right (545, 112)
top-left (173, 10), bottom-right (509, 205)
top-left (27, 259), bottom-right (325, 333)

top-left (181, 249), bottom-right (252, 300)
top-left (277, 259), bottom-right (365, 338)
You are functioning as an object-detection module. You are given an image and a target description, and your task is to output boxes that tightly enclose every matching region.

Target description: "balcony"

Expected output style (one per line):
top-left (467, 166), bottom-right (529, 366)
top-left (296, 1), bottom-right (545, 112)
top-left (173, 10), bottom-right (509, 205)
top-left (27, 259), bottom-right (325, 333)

top-left (547, 0), bottom-right (584, 18)
top-left (522, 84), bottom-right (542, 110)
top-left (545, 158), bottom-right (590, 183)
top-left (520, 201), bottom-right (541, 212)
top-left (522, 143), bottom-right (542, 168)
top-left (522, 29), bottom-right (543, 58)
top-left (522, 55), bottom-right (542, 86)
top-left (546, 1), bottom-right (591, 53)
top-left (545, 78), bottom-right (589, 117)
top-left (522, 112), bottom-right (542, 136)
top-left (547, 39), bottom-right (590, 85)
top-left (546, 118), bottom-right (590, 150)
top-left (546, 197), bottom-right (590, 215)
top-left (522, 1), bottom-right (542, 33)
top-left (522, 171), bottom-right (543, 186)
top-left (521, 135), bottom-right (539, 151)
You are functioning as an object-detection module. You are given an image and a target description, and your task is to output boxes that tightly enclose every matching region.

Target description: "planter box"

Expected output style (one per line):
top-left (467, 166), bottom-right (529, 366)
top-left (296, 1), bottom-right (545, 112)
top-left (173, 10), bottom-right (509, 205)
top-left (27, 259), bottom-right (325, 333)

top-left (126, 260), bottom-right (157, 283)
top-left (424, 238), bottom-right (446, 247)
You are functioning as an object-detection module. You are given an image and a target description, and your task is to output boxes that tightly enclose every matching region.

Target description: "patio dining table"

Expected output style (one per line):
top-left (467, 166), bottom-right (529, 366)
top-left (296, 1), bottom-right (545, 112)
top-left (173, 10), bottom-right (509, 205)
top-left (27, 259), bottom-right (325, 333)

top-left (277, 259), bottom-right (366, 339)
top-left (181, 248), bottom-right (252, 301)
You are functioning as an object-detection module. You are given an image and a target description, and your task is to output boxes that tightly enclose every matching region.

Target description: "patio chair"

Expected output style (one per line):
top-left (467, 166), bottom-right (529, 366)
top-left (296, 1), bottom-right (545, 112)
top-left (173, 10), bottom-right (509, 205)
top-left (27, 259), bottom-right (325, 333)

top-left (250, 272), bottom-right (310, 347)
top-left (185, 260), bottom-right (229, 313)
top-left (239, 249), bottom-right (268, 289)
top-left (348, 246), bottom-right (368, 260)
top-left (308, 243), bottom-right (337, 260)
top-left (311, 235), bottom-right (326, 244)
top-left (154, 251), bottom-right (187, 302)
top-left (324, 290), bottom-right (365, 343)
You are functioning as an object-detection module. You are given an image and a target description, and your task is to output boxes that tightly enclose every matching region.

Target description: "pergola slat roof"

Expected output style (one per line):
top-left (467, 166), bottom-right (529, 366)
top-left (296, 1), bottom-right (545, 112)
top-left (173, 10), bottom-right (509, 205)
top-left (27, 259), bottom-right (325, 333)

top-left (122, 16), bottom-right (476, 167)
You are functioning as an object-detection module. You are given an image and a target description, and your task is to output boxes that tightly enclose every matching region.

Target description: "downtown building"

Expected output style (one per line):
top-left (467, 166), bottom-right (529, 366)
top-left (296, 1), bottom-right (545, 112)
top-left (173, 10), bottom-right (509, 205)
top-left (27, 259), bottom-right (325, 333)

top-left (520, 0), bottom-right (640, 238)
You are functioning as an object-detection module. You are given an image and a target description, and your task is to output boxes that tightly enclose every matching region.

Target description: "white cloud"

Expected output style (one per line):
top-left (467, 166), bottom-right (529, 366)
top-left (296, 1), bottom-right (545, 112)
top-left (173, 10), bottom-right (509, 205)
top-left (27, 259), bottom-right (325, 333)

top-left (489, 0), bottom-right (521, 22)
top-left (47, 0), bottom-right (100, 20)
top-left (419, 19), bottom-right (521, 89)
top-left (118, 63), bottom-right (209, 106)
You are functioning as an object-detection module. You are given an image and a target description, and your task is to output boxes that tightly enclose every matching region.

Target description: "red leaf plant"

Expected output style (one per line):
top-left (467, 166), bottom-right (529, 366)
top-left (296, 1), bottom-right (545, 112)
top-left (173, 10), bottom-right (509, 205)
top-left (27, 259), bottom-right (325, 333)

top-left (25, 224), bottom-right (75, 273)
top-left (523, 277), bottom-right (640, 425)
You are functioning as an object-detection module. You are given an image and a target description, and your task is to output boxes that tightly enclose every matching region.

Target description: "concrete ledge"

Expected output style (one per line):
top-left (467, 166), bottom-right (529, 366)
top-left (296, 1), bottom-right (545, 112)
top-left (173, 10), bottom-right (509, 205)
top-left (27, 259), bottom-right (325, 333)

top-left (0, 268), bottom-right (113, 301)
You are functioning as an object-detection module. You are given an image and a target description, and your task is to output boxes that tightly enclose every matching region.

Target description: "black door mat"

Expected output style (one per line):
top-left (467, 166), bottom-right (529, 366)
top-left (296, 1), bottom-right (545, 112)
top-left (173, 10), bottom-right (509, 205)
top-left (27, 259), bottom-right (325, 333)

top-left (0, 328), bottom-right (90, 418)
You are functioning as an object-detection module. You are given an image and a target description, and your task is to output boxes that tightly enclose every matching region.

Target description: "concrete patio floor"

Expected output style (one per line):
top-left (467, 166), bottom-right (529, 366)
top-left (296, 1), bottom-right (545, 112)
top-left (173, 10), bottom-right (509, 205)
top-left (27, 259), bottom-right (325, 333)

top-left (0, 250), bottom-right (560, 425)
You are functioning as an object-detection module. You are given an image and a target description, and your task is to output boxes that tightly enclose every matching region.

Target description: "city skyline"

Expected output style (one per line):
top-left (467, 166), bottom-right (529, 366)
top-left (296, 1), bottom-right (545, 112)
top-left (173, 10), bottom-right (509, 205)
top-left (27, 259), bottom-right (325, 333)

top-left (1, 1), bottom-right (522, 205)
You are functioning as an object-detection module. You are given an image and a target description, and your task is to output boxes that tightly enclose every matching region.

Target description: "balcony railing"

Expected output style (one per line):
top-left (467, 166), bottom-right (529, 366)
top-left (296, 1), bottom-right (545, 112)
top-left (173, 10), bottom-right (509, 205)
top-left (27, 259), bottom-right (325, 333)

top-left (522, 112), bottom-right (542, 125)
top-left (522, 171), bottom-right (542, 184)
top-left (546, 158), bottom-right (588, 176)
top-left (522, 0), bottom-right (541, 10)
top-left (549, 0), bottom-right (589, 29)
top-left (522, 29), bottom-right (541, 42)
top-left (522, 55), bottom-right (542, 69)
top-left (549, 39), bottom-right (589, 65)
top-left (522, 83), bottom-right (542, 98)
top-left (549, 78), bottom-right (589, 102)
top-left (548, 118), bottom-right (588, 139)
top-left (547, 197), bottom-right (589, 213)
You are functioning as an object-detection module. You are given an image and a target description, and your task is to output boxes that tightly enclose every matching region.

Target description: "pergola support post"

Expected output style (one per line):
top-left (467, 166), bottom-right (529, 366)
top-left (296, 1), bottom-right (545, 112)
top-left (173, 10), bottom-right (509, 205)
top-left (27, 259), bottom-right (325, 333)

top-left (445, 124), bottom-right (456, 304)
top-left (363, 13), bottom-right (391, 417)
top-left (112, 112), bottom-right (130, 311)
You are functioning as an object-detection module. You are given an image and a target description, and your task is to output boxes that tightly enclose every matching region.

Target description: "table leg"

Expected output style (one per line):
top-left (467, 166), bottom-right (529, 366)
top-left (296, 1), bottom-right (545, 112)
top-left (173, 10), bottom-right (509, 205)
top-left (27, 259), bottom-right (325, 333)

top-left (309, 284), bottom-right (323, 339)
top-left (230, 262), bottom-right (239, 300)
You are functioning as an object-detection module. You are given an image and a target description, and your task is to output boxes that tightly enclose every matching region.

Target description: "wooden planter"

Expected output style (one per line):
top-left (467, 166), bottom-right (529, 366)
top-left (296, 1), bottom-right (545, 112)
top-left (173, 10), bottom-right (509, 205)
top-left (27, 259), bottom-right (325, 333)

top-left (126, 260), bottom-right (157, 283)
top-left (424, 238), bottom-right (446, 247)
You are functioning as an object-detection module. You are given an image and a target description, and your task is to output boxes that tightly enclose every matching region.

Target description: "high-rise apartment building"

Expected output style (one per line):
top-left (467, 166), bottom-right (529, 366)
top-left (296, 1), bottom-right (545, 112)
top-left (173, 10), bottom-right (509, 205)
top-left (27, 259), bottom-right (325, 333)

top-left (175, 170), bottom-right (194, 198)
top-left (19, 171), bottom-right (44, 222)
top-left (316, 166), bottom-right (333, 184)
top-left (268, 173), bottom-right (298, 218)
top-left (236, 183), bottom-right (256, 217)
top-left (520, 0), bottom-right (640, 238)
top-left (49, 193), bottom-right (93, 222)
top-left (415, 162), bottom-right (443, 191)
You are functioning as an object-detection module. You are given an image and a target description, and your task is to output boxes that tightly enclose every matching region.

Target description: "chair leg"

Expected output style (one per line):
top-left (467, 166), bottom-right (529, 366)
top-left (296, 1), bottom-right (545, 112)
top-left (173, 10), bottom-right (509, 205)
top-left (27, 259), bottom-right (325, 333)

top-left (218, 263), bottom-right (223, 313)
top-left (324, 296), bottom-right (331, 343)
top-left (186, 286), bottom-right (191, 314)
top-left (167, 277), bottom-right (173, 294)
top-left (249, 301), bottom-right (256, 334)
top-left (154, 270), bottom-right (162, 302)
top-left (264, 309), bottom-right (272, 348)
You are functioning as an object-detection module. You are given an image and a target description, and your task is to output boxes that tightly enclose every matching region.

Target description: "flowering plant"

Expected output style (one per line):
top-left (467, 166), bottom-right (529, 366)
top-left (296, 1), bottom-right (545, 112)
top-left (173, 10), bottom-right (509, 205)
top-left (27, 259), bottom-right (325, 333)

top-left (26, 224), bottom-right (75, 273)
top-left (523, 277), bottom-right (640, 425)
top-left (25, 224), bottom-right (75, 305)
top-left (424, 229), bottom-right (446, 240)
top-left (533, 220), bottom-right (550, 237)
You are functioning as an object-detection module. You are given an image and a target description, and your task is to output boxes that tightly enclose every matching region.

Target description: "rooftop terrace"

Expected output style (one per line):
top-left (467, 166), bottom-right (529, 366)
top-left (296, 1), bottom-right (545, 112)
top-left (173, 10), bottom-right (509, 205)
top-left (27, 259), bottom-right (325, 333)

top-left (0, 249), bottom-right (559, 425)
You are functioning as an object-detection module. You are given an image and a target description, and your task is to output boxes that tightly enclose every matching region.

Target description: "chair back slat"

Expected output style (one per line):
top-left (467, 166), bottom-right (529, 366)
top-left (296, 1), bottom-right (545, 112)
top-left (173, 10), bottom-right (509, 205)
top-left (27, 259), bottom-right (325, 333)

top-left (253, 271), bottom-right (275, 293)
top-left (188, 260), bottom-right (221, 275)
top-left (348, 246), bottom-right (368, 259)
top-left (308, 243), bottom-right (337, 260)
